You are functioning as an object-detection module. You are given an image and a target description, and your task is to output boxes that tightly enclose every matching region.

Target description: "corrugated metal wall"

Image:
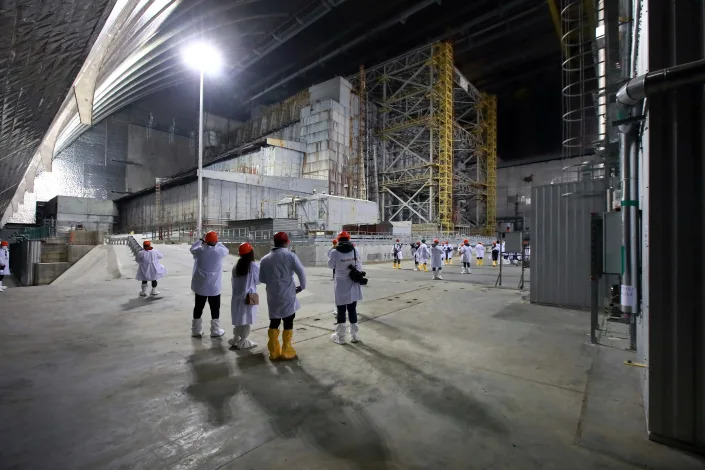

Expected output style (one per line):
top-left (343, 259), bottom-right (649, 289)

top-left (530, 180), bottom-right (606, 308)
top-left (646, 0), bottom-right (705, 452)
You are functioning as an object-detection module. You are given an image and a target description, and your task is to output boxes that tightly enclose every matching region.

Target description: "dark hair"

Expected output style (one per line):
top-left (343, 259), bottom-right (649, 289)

top-left (235, 251), bottom-right (255, 277)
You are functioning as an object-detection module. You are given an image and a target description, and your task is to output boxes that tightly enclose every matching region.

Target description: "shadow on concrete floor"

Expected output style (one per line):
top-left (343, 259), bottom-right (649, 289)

top-left (235, 358), bottom-right (392, 469)
top-left (347, 343), bottom-right (508, 435)
top-left (185, 341), bottom-right (239, 426)
top-left (120, 296), bottom-right (165, 311)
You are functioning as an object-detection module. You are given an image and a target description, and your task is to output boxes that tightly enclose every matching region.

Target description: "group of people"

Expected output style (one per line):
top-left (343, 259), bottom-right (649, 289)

top-left (396, 238), bottom-right (507, 279)
top-left (134, 229), bottom-right (362, 362)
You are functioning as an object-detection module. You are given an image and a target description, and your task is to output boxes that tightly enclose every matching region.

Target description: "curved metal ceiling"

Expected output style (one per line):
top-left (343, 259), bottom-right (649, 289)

top-left (0, 0), bottom-right (116, 222)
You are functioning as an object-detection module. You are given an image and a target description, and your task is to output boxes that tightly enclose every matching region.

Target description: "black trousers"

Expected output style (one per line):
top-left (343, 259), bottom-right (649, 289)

top-left (141, 280), bottom-right (158, 287)
top-left (336, 301), bottom-right (358, 324)
top-left (492, 251), bottom-right (499, 261)
top-left (193, 294), bottom-right (220, 319)
top-left (270, 313), bottom-right (295, 330)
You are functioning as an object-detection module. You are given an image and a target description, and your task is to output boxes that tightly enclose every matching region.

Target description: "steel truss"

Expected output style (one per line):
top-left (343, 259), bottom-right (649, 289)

top-left (352, 42), bottom-right (496, 234)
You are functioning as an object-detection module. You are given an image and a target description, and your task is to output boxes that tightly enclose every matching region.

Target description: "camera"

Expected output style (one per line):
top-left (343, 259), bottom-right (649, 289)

top-left (348, 265), bottom-right (369, 285)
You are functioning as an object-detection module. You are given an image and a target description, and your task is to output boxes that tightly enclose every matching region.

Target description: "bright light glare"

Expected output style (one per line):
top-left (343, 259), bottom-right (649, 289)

top-left (183, 42), bottom-right (222, 74)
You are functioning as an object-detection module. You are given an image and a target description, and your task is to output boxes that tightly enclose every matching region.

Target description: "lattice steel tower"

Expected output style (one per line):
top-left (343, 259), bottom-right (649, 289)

top-left (353, 42), bottom-right (495, 234)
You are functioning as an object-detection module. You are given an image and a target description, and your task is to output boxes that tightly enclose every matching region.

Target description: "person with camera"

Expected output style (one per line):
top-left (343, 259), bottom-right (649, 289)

top-left (190, 231), bottom-right (229, 338)
top-left (418, 239), bottom-right (430, 272)
top-left (459, 239), bottom-right (473, 274)
top-left (328, 231), bottom-right (365, 344)
top-left (259, 231), bottom-right (306, 360)
top-left (229, 242), bottom-right (259, 350)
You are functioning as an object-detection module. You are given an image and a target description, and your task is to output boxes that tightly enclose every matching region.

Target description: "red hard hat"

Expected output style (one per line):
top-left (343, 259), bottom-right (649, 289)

top-left (238, 242), bottom-right (253, 256)
top-left (273, 231), bottom-right (289, 244)
top-left (143, 240), bottom-right (153, 250)
top-left (337, 231), bottom-right (351, 241)
top-left (464, 239), bottom-right (469, 243)
top-left (433, 239), bottom-right (439, 243)
top-left (416, 241), bottom-right (420, 246)
top-left (332, 238), bottom-right (338, 244)
top-left (396, 238), bottom-right (400, 242)
top-left (1, 241), bottom-right (7, 247)
top-left (204, 231), bottom-right (218, 244)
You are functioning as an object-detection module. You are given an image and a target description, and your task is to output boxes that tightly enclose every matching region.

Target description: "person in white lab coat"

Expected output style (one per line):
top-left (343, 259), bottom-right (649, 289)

top-left (430, 239), bottom-right (444, 280)
top-left (229, 242), bottom-right (259, 350)
top-left (459, 239), bottom-right (473, 274)
top-left (411, 241), bottom-right (420, 271)
top-left (259, 231), bottom-right (307, 361)
top-left (135, 240), bottom-right (166, 296)
top-left (392, 239), bottom-right (403, 270)
top-left (329, 231), bottom-right (364, 344)
top-left (418, 239), bottom-right (430, 272)
top-left (190, 231), bottom-right (229, 338)
top-left (0, 241), bottom-right (9, 291)
top-left (475, 242), bottom-right (485, 266)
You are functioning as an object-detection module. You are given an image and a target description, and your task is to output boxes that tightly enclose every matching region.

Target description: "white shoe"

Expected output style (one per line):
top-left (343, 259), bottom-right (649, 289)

top-left (191, 319), bottom-right (203, 338)
top-left (331, 323), bottom-right (347, 344)
top-left (433, 273), bottom-right (438, 280)
top-left (437, 274), bottom-right (443, 280)
top-left (150, 287), bottom-right (160, 295)
top-left (350, 323), bottom-right (360, 343)
top-left (234, 324), bottom-right (257, 349)
top-left (139, 285), bottom-right (148, 297)
top-left (210, 319), bottom-right (225, 337)
top-left (461, 268), bottom-right (466, 274)
top-left (228, 327), bottom-right (240, 347)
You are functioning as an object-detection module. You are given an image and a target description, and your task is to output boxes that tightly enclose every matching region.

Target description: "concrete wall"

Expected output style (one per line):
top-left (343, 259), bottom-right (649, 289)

top-left (126, 123), bottom-right (195, 193)
top-left (45, 196), bottom-right (117, 232)
top-left (35, 262), bottom-right (70, 285)
top-left (206, 145), bottom-right (304, 178)
top-left (276, 194), bottom-right (379, 233)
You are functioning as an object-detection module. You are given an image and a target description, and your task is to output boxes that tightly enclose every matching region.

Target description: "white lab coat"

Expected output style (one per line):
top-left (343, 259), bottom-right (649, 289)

top-left (190, 240), bottom-right (229, 296)
top-left (459, 244), bottom-right (473, 263)
top-left (392, 243), bottom-right (403, 260)
top-left (476, 244), bottom-right (485, 258)
top-left (259, 248), bottom-right (307, 319)
top-left (430, 245), bottom-right (444, 269)
top-left (328, 244), bottom-right (363, 306)
top-left (0, 247), bottom-right (9, 275)
top-left (135, 249), bottom-right (166, 281)
top-left (231, 262), bottom-right (259, 326)
top-left (445, 244), bottom-right (454, 259)
top-left (418, 243), bottom-right (430, 263)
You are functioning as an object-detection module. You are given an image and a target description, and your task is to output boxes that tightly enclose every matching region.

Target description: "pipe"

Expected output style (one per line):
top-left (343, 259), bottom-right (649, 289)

top-left (617, 58), bottom-right (705, 105)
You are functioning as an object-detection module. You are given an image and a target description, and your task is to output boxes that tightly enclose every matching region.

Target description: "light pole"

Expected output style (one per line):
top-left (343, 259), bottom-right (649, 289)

top-left (184, 42), bottom-right (221, 237)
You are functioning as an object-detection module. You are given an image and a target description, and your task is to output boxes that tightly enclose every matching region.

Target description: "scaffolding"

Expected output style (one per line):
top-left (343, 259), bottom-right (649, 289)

top-left (353, 42), bottom-right (494, 233)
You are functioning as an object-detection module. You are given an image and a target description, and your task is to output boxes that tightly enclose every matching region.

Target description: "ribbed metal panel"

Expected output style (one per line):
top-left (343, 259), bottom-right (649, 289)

top-left (646, 0), bottom-right (705, 453)
top-left (530, 180), bottom-right (606, 308)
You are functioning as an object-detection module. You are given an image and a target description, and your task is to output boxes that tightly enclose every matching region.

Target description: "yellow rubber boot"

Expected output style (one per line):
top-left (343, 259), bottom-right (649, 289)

top-left (281, 330), bottom-right (297, 360)
top-left (476, 259), bottom-right (481, 266)
top-left (450, 259), bottom-right (453, 265)
top-left (424, 264), bottom-right (429, 272)
top-left (480, 259), bottom-right (484, 266)
top-left (493, 260), bottom-right (497, 267)
top-left (267, 328), bottom-right (282, 360)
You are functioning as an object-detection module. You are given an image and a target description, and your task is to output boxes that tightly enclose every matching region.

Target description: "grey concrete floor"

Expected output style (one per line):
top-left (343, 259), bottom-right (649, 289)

top-left (0, 245), bottom-right (703, 470)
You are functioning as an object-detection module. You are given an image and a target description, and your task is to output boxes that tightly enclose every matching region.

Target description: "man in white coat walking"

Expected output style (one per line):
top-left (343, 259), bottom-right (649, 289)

top-left (430, 239), bottom-right (444, 280)
top-left (136, 240), bottom-right (166, 296)
top-left (190, 231), bottom-right (229, 338)
top-left (259, 231), bottom-right (307, 361)
top-left (329, 231), bottom-right (364, 344)
top-left (0, 241), bottom-right (9, 291)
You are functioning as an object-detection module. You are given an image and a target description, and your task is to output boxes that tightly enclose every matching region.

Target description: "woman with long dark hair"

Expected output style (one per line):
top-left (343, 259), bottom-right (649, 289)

top-left (229, 242), bottom-right (259, 349)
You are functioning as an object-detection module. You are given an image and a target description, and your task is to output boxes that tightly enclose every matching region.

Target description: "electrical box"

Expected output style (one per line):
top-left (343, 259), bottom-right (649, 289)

top-left (503, 231), bottom-right (523, 252)
top-left (603, 211), bottom-right (622, 274)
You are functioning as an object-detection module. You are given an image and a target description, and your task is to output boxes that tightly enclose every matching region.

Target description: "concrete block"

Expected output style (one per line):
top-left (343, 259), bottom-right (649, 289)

top-left (68, 245), bottom-right (94, 264)
top-left (35, 262), bottom-right (70, 285)
top-left (41, 245), bottom-right (68, 263)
